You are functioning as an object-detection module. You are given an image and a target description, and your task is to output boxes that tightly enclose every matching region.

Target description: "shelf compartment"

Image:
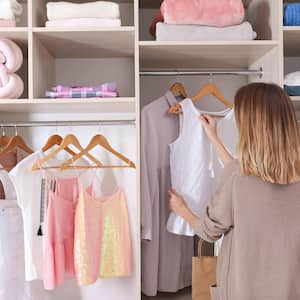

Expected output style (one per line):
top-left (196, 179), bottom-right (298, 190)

top-left (284, 26), bottom-right (300, 56)
top-left (32, 0), bottom-right (134, 27)
top-left (33, 28), bottom-right (135, 58)
top-left (0, 98), bottom-right (135, 113)
top-left (139, 41), bottom-right (278, 69)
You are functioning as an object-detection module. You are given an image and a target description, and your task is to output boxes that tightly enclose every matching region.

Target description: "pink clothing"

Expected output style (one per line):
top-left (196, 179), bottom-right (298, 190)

top-left (0, 19), bottom-right (16, 27)
top-left (45, 18), bottom-right (121, 28)
top-left (74, 188), bottom-right (132, 286)
top-left (43, 177), bottom-right (79, 290)
top-left (161, 0), bottom-right (245, 27)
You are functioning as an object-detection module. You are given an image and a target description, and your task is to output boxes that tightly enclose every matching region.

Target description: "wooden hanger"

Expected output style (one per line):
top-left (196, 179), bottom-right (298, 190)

top-left (0, 134), bottom-right (34, 158)
top-left (60, 134), bottom-right (136, 170)
top-left (32, 134), bottom-right (102, 171)
top-left (0, 135), bottom-right (10, 148)
top-left (168, 82), bottom-right (233, 115)
top-left (170, 82), bottom-right (187, 99)
top-left (42, 134), bottom-right (76, 156)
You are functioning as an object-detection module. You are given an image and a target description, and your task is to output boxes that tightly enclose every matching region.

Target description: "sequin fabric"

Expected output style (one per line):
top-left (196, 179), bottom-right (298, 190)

top-left (74, 188), bottom-right (132, 286)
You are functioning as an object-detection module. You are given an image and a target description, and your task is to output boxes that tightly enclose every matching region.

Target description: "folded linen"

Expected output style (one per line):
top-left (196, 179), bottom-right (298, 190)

top-left (284, 71), bottom-right (300, 96)
top-left (156, 21), bottom-right (256, 41)
top-left (0, 0), bottom-right (23, 20)
top-left (52, 82), bottom-right (118, 93)
top-left (46, 90), bottom-right (118, 98)
top-left (284, 3), bottom-right (300, 26)
top-left (0, 19), bottom-right (16, 27)
top-left (46, 18), bottom-right (121, 28)
top-left (161, 0), bottom-right (244, 27)
top-left (47, 1), bottom-right (120, 21)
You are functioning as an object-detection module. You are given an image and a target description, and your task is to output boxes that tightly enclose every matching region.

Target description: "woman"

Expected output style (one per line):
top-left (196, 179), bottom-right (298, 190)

top-left (169, 82), bottom-right (300, 300)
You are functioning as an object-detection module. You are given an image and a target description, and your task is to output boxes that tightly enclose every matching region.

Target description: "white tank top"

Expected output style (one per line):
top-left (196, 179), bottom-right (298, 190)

top-left (167, 98), bottom-right (238, 236)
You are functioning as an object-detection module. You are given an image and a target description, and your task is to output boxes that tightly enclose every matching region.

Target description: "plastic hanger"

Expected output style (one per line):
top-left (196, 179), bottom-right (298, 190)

top-left (170, 82), bottom-right (187, 99)
top-left (42, 134), bottom-right (76, 156)
top-left (0, 126), bottom-right (33, 158)
top-left (32, 134), bottom-right (102, 171)
top-left (168, 75), bottom-right (233, 115)
top-left (60, 134), bottom-right (136, 170)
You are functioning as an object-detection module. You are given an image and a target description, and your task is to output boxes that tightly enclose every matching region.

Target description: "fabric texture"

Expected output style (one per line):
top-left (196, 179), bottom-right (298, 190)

top-left (43, 177), bottom-right (79, 290)
top-left (46, 90), bottom-right (118, 98)
top-left (52, 82), bottom-right (118, 93)
top-left (0, 0), bottom-right (23, 20)
top-left (284, 85), bottom-right (300, 96)
top-left (161, 0), bottom-right (245, 27)
top-left (75, 185), bottom-right (131, 286)
top-left (46, 18), bottom-right (121, 28)
top-left (284, 3), bottom-right (300, 26)
top-left (284, 71), bottom-right (300, 86)
top-left (156, 21), bottom-right (256, 41)
top-left (47, 1), bottom-right (120, 21)
top-left (141, 91), bottom-right (193, 296)
top-left (195, 160), bottom-right (300, 300)
top-left (167, 98), bottom-right (238, 236)
top-left (0, 200), bottom-right (45, 300)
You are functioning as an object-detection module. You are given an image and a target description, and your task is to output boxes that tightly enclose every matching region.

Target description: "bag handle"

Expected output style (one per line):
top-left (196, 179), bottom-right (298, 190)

top-left (197, 238), bottom-right (205, 257)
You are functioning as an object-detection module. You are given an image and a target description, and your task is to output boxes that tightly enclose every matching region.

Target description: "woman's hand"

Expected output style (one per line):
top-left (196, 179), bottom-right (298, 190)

top-left (168, 188), bottom-right (199, 227)
top-left (199, 114), bottom-right (218, 142)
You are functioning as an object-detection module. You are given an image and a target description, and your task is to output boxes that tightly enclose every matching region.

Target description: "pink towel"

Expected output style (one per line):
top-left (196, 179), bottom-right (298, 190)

top-left (45, 18), bottom-right (121, 28)
top-left (0, 19), bottom-right (16, 27)
top-left (161, 0), bottom-right (245, 27)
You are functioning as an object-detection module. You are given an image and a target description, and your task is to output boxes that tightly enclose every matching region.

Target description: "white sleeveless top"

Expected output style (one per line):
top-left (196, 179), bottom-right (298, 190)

top-left (167, 98), bottom-right (238, 236)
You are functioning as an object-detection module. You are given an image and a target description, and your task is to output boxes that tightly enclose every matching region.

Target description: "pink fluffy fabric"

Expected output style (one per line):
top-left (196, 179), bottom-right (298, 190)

top-left (161, 0), bottom-right (245, 27)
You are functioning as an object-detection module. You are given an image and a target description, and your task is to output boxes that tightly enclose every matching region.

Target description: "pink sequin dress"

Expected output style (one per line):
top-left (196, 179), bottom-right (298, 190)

top-left (74, 187), bottom-right (132, 286)
top-left (43, 177), bottom-right (79, 290)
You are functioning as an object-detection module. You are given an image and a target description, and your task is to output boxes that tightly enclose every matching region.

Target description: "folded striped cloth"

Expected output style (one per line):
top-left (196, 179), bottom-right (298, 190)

top-left (284, 3), bottom-right (300, 26)
top-left (52, 82), bottom-right (118, 93)
top-left (46, 90), bottom-right (118, 98)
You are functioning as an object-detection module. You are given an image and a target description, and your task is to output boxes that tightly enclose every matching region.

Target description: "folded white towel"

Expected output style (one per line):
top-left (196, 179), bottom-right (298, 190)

top-left (156, 22), bottom-right (257, 41)
top-left (284, 72), bottom-right (300, 86)
top-left (46, 18), bottom-right (121, 28)
top-left (0, 0), bottom-right (23, 20)
top-left (47, 1), bottom-right (120, 21)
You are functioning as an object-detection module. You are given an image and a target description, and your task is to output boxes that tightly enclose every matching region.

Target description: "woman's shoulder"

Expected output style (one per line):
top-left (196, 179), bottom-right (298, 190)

top-left (223, 159), bottom-right (241, 177)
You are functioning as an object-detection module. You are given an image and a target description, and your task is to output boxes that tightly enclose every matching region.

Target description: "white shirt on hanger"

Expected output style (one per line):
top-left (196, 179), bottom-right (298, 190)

top-left (167, 98), bottom-right (238, 236)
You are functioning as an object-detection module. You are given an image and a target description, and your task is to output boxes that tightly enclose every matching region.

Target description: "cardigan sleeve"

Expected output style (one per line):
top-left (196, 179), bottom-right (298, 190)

top-left (194, 160), bottom-right (239, 242)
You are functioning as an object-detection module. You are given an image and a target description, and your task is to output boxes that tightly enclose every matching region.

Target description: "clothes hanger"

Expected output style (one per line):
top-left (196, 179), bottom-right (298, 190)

top-left (42, 134), bottom-right (76, 156)
top-left (0, 125), bottom-right (34, 158)
top-left (31, 134), bottom-right (102, 171)
top-left (60, 134), bottom-right (136, 170)
top-left (0, 125), bottom-right (9, 148)
top-left (168, 75), bottom-right (233, 115)
top-left (170, 82), bottom-right (187, 99)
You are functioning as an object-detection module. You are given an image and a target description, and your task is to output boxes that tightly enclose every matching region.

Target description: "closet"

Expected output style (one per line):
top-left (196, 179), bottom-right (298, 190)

top-left (0, 0), bottom-right (294, 299)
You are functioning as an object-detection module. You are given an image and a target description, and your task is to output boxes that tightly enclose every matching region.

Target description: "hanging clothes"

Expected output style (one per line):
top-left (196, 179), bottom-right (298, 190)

top-left (43, 177), bottom-right (80, 290)
top-left (74, 172), bottom-right (131, 286)
top-left (141, 91), bottom-right (193, 296)
top-left (167, 98), bottom-right (238, 236)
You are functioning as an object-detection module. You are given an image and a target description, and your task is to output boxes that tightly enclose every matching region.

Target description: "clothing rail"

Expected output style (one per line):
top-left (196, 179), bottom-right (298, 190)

top-left (0, 120), bottom-right (136, 128)
top-left (140, 67), bottom-right (263, 78)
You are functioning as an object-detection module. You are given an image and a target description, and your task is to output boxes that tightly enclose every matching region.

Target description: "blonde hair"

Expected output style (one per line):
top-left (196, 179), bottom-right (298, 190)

top-left (234, 82), bottom-right (300, 185)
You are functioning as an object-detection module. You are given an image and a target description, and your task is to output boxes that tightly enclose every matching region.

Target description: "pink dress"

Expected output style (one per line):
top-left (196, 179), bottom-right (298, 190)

top-left (43, 177), bottom-right (79, 290)
top-left (74, 188), bottom-right (132, 286)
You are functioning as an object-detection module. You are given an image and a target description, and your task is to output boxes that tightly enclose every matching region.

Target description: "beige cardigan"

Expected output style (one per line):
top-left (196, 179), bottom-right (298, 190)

top-left (195, 160), bottom-right (300, 300)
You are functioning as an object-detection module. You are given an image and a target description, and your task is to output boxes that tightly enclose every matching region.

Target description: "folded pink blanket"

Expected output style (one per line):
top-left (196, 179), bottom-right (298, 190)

top-left (45, 18), bottom-right (121, 28)
top-left (161, 0), bottom-right (245, 27)
top-left (0, 19), bottom-right (16, 27)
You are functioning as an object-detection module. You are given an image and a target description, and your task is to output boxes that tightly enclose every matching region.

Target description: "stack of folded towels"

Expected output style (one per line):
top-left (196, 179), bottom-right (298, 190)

top-left (150, 0), bottom-right (256, 41)
top-left (284, 2), bottom-right (300, 26)
top-left (284, 72), bottom-right (300, 96)
top-left (0, 0), bottom-right (23, 27)
top-left (46, 1), bottom-right (121, 28)
top-left (46, 82), bottom-right (119, 99)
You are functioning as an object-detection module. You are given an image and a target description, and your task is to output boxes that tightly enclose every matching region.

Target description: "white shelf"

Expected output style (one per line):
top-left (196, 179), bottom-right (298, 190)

top-left (139, 41), bottom-right (278, 68)
top-left (0, 28), bottom-right (28, 48)
top-left (291, 96), bottom-right (300, 102)
top-left (33, 27), bottom-right (135, 58)
top-left (0, 98), bottom-right (135, 113)
top-left (284, 26), bottom-right (300, 56)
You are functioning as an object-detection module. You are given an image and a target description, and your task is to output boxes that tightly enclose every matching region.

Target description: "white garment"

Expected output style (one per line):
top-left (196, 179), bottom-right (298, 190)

top-left (156, 21), bottom-right (257, 42)
top-left (47, 1), bottom-right (120, 21)
top-left (0, 200), bottom-right (45, 300)
top-left (45, 18), bottom-right (121, 28)
top-left (9, 150), bottom-right (90, 281)
top-left (0, 164), bottom-right (16, 199)
top-left (0, 0), bottom-right (23, 20)
top-left (284, 71), bottom-right (300, 86)
top-left (167, 98), bottom-right (238, 236)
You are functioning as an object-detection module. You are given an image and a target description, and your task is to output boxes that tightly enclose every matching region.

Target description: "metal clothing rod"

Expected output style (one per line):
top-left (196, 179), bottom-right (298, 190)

top-left (0, 120), bottom-right (136, 128)
top-left (140, 67), bottom-right (263, 77)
